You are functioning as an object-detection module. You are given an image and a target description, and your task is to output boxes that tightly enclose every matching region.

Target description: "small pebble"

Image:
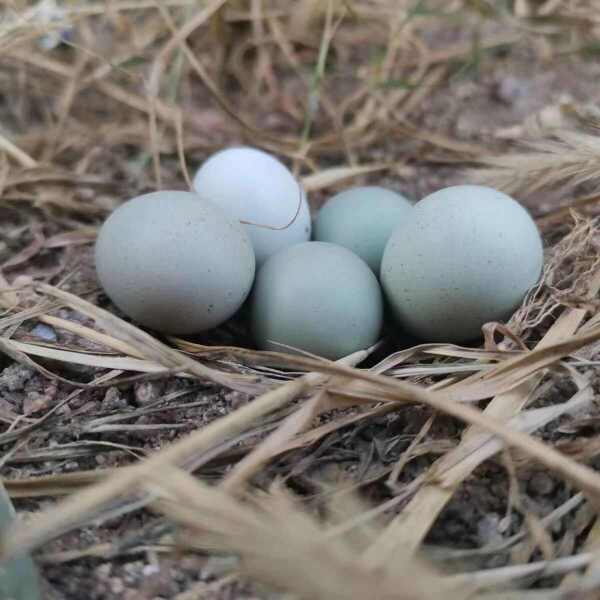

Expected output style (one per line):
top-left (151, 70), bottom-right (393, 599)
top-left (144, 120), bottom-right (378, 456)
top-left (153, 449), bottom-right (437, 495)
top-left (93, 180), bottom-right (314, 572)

top-left (109, 578), bottom-right (125, 595)
top-left (142, 564), bottom-right (160, 577)
top-left (95, 564), bottom-right (111, 578)
top-left (102, 387), bottom-right (128, 411)
top-left (31, 323), bottom-right (58, 342)
top-left (527, 471), bottom-right (555, 496)
top-left (134, 381), bottom-right (164, 406)
top-left (493, 75), bottom-right (529, 105)
top-left (225, 391), bottom-right (250, 410)
top-left (477, 513), bottom-right (502, 546)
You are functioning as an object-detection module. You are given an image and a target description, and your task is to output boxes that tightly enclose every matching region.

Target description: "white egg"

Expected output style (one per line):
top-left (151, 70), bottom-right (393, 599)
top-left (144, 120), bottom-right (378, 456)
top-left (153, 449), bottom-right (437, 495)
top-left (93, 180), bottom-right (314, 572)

top-left (381, 185), bottom-right (543, 342)
top-left (95, 191), bottom-right (255, 335)
top-left (193, 146), bottom-right (311, 266)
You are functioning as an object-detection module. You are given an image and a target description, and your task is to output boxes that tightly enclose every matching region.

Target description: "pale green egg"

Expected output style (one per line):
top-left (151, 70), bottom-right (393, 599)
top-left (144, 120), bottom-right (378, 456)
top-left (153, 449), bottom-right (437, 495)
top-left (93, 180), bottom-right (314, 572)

top-left (251, 242), bottom-right (383, 359)
top-left (381, 185), bottom-right (543, 342)
top-left (95, 191), bottom-right (255, 334)
top-left (313, 186), bottom-right (412, 272)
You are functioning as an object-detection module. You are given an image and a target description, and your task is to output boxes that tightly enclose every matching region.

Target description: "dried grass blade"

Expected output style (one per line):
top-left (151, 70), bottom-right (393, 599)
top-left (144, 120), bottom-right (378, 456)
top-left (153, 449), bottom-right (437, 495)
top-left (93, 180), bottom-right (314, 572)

top-left (222, 391), bottom-right (326, 493)
top-left (8, 339), bottom-right (168, 373)
top-left (39, 314), bottom-right (145, 358)
top-left (0, 336), bottom-right (100, 387)
top-left (0, 132), bottom-right (38, 168)
top-left (44, 227), bottom-right (98, 248)
top-left (441, 322), bottom-right (600, 403)
top-left (363, 271), bottom-right (600, 565)
top-left (5, 470), bottom-right (115, 498)
top-left (0, 271), bottom-right (18, 309)
top-left (445, 552), bottom-right (592, 592)
top-left (434, 384), bottom-right (593, 486)
top-left (36, 284), bottom-right (252, 390)
top-left (301, 163), bottom-right (390, 192)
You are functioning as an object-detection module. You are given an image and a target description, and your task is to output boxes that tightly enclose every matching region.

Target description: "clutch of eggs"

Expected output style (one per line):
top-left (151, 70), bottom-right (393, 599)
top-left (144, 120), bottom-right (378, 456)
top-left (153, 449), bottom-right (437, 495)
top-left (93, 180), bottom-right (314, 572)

top-left (94, 143), bottom-right (544, 357)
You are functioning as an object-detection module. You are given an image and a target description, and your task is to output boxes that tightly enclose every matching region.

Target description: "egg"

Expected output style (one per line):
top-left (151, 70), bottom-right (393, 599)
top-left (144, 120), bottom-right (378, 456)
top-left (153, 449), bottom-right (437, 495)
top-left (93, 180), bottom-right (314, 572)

top-left (313, 186), bottom-right (412, 272)
top-left (380, 185), bottom-right (543, 342)
top-left (192, 146), bottom-right (311, 266)
top-left (95, 191), bottom-right (255, 334)
top-left (251, 242), bottom-right (383, 359)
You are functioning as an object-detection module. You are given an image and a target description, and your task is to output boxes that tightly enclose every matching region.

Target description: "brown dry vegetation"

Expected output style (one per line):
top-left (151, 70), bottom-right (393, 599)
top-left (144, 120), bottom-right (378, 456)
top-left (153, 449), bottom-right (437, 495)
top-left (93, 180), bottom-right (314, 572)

top-left (2, 0), bottom-right (600, 599)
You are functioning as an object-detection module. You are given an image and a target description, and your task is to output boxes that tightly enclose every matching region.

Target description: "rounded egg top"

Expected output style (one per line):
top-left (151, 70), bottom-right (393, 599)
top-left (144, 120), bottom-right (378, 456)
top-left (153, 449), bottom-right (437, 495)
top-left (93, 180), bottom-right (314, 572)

top-left (313, 186), bottom-right (412, 272)
top-left (193, 146), bottom-right (311, 266)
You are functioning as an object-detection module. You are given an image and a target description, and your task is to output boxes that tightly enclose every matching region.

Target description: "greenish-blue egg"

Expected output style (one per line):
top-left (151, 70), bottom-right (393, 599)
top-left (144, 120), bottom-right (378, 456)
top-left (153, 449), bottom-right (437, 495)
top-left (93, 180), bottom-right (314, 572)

top-left (381, 185), bottom-right (543, 342)
top-left (313, 186), bottom-right (412, 272)
top-left (251, 242), bottom-right (383, 359)
top-left (95, 191), bottom-right (256, 334)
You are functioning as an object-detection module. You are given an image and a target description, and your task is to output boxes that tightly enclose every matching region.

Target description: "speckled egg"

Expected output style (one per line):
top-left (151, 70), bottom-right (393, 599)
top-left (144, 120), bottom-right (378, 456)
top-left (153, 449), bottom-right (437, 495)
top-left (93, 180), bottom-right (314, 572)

top-left (380, 185), bottom-right (543, 342)
top-left (313, 186), bottom-right (412, 272)
top-left (193, 146), bottom-right (311, 266)
top-left (251, 242), bottom-right (383, 359)
top-left (95, 191), bottom-right (255, 334)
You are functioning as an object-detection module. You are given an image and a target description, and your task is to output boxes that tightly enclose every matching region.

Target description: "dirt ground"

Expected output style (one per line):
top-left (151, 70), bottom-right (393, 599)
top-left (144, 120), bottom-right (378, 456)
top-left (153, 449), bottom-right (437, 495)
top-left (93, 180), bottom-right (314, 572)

top-left (2, 2), bottom-right (600, 599)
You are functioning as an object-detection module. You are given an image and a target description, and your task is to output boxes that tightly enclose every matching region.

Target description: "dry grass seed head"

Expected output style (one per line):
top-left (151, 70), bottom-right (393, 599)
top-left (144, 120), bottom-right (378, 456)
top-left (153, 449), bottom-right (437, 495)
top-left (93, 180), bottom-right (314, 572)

top-left (471, 130), bottom-right (600, 196)
top-left (509, 213), bottom-right (600, 340)
top-left (149, 468), bottom-right (467, 600)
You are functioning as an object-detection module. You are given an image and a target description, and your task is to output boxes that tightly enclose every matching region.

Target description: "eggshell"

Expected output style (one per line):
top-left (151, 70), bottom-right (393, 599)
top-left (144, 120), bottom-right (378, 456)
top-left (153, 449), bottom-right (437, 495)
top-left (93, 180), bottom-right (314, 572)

top-left (95, 191), bottom-right (255, 334)
top-left (380, 185), bottom-right (543, 342)
top-left (251, 241), bottom-right (383, 359)
top-left (313, 186), bottom-right (412, 272)
top-left (192, 146), bottom-right (311, 266)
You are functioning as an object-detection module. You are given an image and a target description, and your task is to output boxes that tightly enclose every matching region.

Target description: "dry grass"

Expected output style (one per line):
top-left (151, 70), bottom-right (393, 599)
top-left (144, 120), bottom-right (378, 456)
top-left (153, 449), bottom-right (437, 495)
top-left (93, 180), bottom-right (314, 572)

top-left (1, 1), bottom-right (600, 599)
top-left (471, 131), bottom-right (600, 197)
